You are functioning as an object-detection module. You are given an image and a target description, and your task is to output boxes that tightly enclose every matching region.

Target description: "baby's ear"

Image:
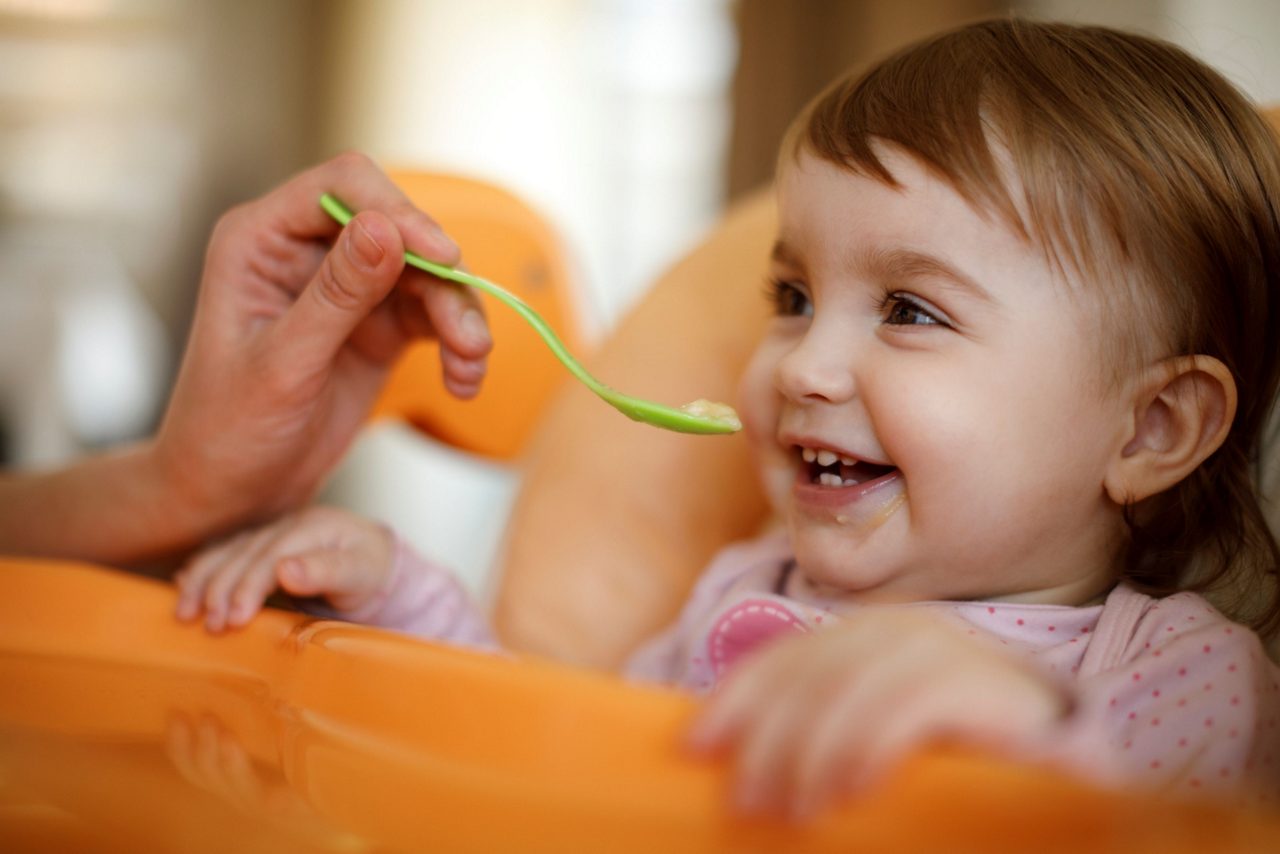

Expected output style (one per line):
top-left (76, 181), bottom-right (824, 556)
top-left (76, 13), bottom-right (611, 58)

top-left (1103, 356), bottom-right (1236, 506)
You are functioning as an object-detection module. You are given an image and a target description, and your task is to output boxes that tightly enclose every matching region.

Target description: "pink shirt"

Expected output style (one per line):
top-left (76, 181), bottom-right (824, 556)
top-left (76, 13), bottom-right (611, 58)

top-left (351, 531), bottom-right (1280, 805)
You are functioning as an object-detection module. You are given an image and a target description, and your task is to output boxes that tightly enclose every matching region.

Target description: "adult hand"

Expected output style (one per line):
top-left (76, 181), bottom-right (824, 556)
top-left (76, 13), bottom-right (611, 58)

top-left (0, 153), bottom-right (489, 564)
top-left (156, 152), bottom-right (492, 541)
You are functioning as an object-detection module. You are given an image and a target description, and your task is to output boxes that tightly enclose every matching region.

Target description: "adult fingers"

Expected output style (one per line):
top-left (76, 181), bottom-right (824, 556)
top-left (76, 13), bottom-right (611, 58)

top-left (420, 269), bottom-right (492, 374)
top-left (255, 151), bottom-right (460, 266)
top-left (268, 209), bottom-right (408, 381)
top-left (440, 345), bottom-right (488, 399)
top-left (380, 282), bottom-right (489, 397)
top-left (344, 289), bottom-right (415, 366)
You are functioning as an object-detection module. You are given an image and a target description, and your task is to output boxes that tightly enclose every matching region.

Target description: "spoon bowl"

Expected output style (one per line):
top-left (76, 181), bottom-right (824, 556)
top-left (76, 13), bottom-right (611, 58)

top-left (321, 193), bottom-right (741, 435)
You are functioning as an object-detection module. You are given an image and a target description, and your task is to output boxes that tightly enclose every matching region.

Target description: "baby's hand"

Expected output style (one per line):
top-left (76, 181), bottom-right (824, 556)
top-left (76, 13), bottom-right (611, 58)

top-left (174, 506), bottom-right (394, 632)
top-left (686, 610), bottom-right (1069, 820)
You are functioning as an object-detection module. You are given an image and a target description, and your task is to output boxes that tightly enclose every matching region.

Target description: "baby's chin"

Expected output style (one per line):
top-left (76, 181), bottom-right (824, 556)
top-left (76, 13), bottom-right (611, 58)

top-left (789, 530), bottom-right (896, 596)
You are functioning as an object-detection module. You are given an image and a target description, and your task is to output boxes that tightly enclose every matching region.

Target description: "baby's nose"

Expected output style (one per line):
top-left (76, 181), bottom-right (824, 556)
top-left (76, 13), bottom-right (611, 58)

top-left (775, 330), bottom-right (858, 404)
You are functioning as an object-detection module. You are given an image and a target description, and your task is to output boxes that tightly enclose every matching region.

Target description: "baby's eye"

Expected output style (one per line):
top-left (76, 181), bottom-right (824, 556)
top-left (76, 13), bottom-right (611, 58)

top-left (881, 293), bottom-right (945, 327)
top-left (767, 279), bottom-right (812, 318)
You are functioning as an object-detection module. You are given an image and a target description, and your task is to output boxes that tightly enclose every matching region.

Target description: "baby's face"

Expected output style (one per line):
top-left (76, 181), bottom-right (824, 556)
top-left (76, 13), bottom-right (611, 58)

top-left (739, 148), bottom-right (1131, 605)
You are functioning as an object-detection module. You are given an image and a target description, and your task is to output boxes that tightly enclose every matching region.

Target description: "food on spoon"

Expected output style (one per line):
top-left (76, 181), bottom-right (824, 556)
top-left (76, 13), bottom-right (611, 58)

top-left (679, 399), bottom-right (742, 431)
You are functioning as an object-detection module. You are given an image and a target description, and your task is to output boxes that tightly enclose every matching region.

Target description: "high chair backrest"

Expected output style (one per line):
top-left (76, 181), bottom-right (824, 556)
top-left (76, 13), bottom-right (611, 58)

top-left (372, 170), bottom-right (585, 459)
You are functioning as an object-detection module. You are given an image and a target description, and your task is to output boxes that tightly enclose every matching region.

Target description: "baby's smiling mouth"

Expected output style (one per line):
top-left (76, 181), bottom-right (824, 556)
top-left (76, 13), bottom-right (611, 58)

top-left (798, 446), bottom-right (898, 487)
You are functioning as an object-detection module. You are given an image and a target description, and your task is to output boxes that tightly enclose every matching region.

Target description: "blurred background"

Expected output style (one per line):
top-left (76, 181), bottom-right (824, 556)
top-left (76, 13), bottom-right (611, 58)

top-left (2, 0), bottom-right (1278, 592)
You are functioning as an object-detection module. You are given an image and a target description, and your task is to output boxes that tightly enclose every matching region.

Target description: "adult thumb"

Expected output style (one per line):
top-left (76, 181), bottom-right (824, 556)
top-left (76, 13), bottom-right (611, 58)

top-left (272, 210), bottom-right (406, 376)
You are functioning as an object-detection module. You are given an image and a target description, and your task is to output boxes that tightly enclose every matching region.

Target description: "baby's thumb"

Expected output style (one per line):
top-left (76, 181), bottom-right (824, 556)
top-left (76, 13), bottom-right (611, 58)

top-left (276, 552), bottom-right (371, 600)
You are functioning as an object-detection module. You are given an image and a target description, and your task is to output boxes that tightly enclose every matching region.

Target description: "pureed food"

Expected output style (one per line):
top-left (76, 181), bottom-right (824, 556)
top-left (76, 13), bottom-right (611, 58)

top-left (679, 399), bottom-right (742, 431)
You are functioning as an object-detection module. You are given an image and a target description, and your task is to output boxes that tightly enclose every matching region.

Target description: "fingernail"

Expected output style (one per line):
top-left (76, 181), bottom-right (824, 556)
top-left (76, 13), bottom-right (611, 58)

top-left (460, 308), bottom-right (490, 347)
top-left (175, 600), bottom-right (194, 621)
top-left (347, 219), bottom-right (385, 268)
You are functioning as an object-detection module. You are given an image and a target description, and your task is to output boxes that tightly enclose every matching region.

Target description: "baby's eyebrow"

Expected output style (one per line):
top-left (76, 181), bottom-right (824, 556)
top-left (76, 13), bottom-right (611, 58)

top-left (769, 239), bottom-right (801, 268)
top-left (860, 247), bottom-right (994, 303)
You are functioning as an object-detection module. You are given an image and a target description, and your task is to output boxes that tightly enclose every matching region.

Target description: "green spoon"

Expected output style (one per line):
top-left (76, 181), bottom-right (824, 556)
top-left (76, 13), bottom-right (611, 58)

top-left (321, 193), bottom-right (740, 435)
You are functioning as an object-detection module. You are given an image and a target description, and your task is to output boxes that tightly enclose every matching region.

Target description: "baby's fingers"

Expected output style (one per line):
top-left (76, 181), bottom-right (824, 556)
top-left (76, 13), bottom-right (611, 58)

top-left (199, 527), bottom-right (283, 632)
top-left (788, 687), bottom-right (868, 819)
top-left (420, 273), bottom-right (491, 397)
top-left (787, 678), bottom-right (920, 819)
top-left (174, 531), bottom-right (255, 623)
top-left (224, 556), bottom-right (284, 629)
top-left (688, 682), bottom-right (758, 756)
top-left (833, 694), bottom-right (948, 801)
top-left (684, 651), bottom-right (818, 816)
top-left (731, 689), bottom-right (817, 815)
top-left (276, 547), bottom-right (383, 612)
top-left (686, 645), bottom-right (794, 755)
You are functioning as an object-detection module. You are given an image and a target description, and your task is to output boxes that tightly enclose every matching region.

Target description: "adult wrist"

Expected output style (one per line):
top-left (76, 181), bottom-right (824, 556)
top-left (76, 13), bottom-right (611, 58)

top-left (141, 435), bottom-right (242, 555)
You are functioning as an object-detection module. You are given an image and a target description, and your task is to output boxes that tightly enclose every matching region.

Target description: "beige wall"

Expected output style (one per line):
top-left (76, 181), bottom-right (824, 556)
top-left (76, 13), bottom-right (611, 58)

top-left (1024, 0), bottom-right (1280, 104)
top-left (0, 1), bottom-right (325, 460)
top-left (728, 0), bottom-right (1009, 199)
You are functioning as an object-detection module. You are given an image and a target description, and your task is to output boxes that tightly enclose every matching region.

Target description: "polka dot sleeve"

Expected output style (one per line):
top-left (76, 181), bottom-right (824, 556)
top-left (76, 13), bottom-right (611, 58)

top-left (1035, 593), bottom-right (1280, 807)
top-left (338, 534), bottom-right (500, 653)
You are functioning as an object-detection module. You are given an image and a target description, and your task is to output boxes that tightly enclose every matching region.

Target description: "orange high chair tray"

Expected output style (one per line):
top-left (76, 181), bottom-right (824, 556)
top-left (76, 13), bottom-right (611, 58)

top-left (2, 558), bottom-right (1279, 854)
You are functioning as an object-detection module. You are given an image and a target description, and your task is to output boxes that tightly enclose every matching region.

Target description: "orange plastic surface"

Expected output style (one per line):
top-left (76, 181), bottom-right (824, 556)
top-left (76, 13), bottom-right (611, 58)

top-left (3, 559), bottom-right (1279, 853)
top-left (372, 171), bottom-right (585, 459)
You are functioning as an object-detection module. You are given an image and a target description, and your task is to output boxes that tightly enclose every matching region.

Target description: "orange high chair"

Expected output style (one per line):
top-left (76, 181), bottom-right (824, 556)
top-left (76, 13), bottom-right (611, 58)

top-left (3, 170), bottom-right (1280, 854)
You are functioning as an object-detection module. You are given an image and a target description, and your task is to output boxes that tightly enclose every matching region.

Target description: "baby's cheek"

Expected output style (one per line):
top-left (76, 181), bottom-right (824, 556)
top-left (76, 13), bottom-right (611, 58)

top-left (737, 353), bottom-right (791, 512)
top-left (744, 419), bottom-right (791, 514)
top-left (868, 387), bottom-right (1000, 536)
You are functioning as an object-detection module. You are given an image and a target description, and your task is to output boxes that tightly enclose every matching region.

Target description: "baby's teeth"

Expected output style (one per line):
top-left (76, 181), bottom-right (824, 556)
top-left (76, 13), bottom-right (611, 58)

top-left (801, 447), bottom-right (817, 463)
top-left (840, 455), bottom-right (856, 466)
top-left (816, 450), bottom-right (838, 466)
top-left (818, 472), bottom-right (843, 487)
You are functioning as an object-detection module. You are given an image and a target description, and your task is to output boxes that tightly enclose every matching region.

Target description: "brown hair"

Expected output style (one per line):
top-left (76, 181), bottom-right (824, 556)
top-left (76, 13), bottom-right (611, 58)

top-left (789, 18), bottom-right (1280, 635)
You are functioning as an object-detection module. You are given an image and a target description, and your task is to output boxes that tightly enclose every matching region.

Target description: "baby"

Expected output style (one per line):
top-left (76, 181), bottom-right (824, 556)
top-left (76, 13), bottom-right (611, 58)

top-left (176, 19), bottom-right (1280, 818)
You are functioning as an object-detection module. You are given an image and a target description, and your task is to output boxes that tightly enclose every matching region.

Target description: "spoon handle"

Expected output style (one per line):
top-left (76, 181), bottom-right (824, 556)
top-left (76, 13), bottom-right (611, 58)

top-left (319, 193), bottom-right (604, 396)
top-left (319, 193), bottom-right (740, 435)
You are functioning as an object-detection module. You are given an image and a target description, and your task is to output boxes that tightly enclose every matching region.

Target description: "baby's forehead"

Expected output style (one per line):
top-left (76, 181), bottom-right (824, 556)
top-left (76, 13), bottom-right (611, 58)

top-left (780, 142), bottom-right (1163, 371)
top-left (787, 111), bottom-right (1134, 290)
top-left (780, 142), bottom-right (1096, 285)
